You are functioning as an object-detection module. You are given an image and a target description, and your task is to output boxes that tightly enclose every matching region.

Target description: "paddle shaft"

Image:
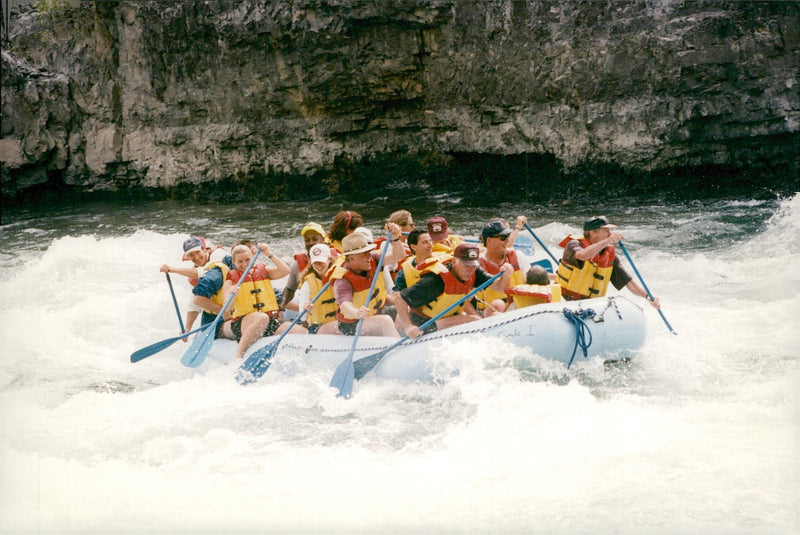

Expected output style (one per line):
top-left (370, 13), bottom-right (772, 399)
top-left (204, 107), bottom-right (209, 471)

top-left (353, 270), bottom-right (504, 380)
top-left (523, 223), bottom-right (560, 265)
top-left (618, 241), bottom-right (677, 335)
top-left (165, 272), bottom-right (186, 333)
top-left (131, 322), bottom-right (210, 362)
top-left (181, 249), bottom-right (261, 367)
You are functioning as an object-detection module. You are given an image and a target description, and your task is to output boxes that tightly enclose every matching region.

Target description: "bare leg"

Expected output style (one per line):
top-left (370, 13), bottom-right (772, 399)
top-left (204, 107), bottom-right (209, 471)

top-left (234, 313), bottom-right (271, 360)
top-left (318, 321), bottom-right (341, 335)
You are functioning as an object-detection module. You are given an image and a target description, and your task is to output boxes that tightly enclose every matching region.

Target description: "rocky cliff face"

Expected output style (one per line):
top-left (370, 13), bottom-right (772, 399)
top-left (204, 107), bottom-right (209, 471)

top-left (2, 0), bottom-right (798, 204)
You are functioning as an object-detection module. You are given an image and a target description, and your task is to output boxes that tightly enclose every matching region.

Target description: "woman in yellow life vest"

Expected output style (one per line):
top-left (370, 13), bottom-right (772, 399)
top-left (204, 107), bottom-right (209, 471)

top-left (297, 243), bottom-right (340, 334)
top-left (557, 216), bottom-right (661, 308)
top-left (220, 243), bottom-right (307, 360)
top-left (329, 224), bottom-right (406, 337)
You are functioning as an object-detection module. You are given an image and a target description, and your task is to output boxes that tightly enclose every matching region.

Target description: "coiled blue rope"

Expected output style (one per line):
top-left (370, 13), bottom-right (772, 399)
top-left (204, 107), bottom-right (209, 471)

top-left (563, 308), bottom-right (595, 369)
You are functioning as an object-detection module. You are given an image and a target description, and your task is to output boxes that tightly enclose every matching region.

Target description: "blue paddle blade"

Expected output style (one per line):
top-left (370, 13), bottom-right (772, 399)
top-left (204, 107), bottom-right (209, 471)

top-left (513, 233), bottom-right (536, 256)
top-left (353, 352), bottom-right (385, 380)
top-left (180, 323), bottom-right (216, 367)
top-left (329, 357), bottom-right (355, 398)
top-left (236, 342), bottom-right (277, 385)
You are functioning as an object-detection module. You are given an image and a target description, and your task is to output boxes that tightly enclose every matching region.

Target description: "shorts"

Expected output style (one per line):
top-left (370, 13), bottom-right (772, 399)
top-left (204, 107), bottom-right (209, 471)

top-left (338, 320), bottom-right (358, 336)
top-left (306, 323), bottom-right (320, 334)
top-left (230, 315), bottom-right (281, 342)
top-left (409, 312), bottom-right (438, 335)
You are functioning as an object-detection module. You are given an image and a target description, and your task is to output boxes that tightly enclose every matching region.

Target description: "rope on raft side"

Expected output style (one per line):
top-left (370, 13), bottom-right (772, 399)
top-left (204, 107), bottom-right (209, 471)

top-left (562, 308), bottom-right (595, 368)
top-left (273, 297), bottom-right (627, 360)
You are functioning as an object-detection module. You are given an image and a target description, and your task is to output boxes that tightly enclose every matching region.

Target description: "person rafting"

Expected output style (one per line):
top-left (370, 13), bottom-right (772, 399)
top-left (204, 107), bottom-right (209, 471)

top-left (297, 243), bottom-right (339, 334)
top-left (394, 243), bottom-right (513, 338)
top-left (426, 216), bottom-right (463, 254)
top-left (475, 219), bottom-right (527, 316)
top-left (160, 236), bottom-right (228, 336)
top-left (328, 210), bottom-right (364, 253)
top-left (220, 243), bottom-right (307, 360)
top-left (330, 223), bottom-right (405, 337)
top-left (557, 216), bottom-right (661, 308)
top-left (280, 222), bottom-right (331, 314)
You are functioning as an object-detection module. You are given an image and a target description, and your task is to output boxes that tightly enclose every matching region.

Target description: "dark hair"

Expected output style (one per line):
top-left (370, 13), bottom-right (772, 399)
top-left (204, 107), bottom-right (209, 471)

top-left (525, 264), bottom-right (549, 285)
top-left (406, 228), bottom-right (425, 247)
top-left (329, 210), bottom-right (364, 242)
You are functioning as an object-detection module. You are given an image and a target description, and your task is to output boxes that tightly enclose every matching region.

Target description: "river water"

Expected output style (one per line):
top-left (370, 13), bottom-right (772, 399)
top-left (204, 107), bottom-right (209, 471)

top-left (0, 192), bottom-right (797, 534)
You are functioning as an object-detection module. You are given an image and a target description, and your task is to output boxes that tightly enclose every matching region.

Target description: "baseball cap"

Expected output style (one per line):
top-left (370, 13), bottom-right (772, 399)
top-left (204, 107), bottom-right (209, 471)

top-left (309, 243), bottom-right (332, 262)
top-left (583, 216), bottom-right (617, 231)
top-left (453, 243), bottom-right (480, 267)
top-left (427, 216), bottom-right (449, 241)
top-left (182, 236), bottom-right (204, 255)
top-left (481, 220), bottom-right (512, 241)
top-left (301, 222), bottom-right (325, 237)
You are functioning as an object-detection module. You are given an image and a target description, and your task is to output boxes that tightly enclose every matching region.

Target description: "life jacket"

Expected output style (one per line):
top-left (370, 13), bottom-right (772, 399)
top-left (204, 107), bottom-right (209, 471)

top-left (556, 234), bottom-right (615, 300)
top-left (198, 260), bottom-right (231, 314)
top-left (400, 255), bottom-right (445, 289)
top-left (329, 258), bottom-right (389, 324)
top-left (413, 261), bottom-right (475, 320)
top-left (300, 272), bottom-right (338, 326)
top-left (432, 235), bottom-right (463, 254)
top-left (293, 252), bottom-right (310, 273)
top-left (506, 284), bottom-right (562, 308)
top-left (227, 264), bottom-right (279, 319)
top-left (474, 249), bottom-right (524, 309)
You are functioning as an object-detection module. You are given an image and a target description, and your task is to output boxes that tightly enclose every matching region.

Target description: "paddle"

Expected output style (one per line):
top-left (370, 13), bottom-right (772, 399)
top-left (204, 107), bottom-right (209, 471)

top-left (131, 322), bottom-right (212, 363)
top-left (352, 270), bottom-right (504, 382)
top-left (618, 241), bottom-right (677, 335)
top-left (165, 272), bottom-right (186, 333)
top-left (329, 232), bottom-right (393, 398)
top-left (181, 250), bottom-right (261, 368)
top-left (236, 281), bottom-right (332, 384)
top-left (523, 222), bottom-right (559, 266)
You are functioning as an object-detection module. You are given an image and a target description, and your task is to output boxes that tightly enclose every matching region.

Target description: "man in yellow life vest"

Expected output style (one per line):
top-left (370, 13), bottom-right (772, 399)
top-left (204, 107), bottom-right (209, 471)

top-left (394, 243), bottom-right (513, 338)
top-left (280, 222), bottom-right (329, 314)
top-left (160, 236), bottom-right (228, 338)
top-left (427, 216), bottom-right (463, 254)
top-left (329, 223), bottom-right (406, 337)
top-left (557, 216), bottom-right (661, 308)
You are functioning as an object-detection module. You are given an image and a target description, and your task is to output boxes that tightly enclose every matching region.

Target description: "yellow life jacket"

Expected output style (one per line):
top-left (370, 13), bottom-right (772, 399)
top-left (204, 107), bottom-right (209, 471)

top-left (414, 261), bottom-right (476, 320)
top-left (475, 249), bottom-right (524, 309)
top-left (506, 284), bottom-right (562, 308)
top-left (329, 258), bottom-right (389, 323)
top-left (401, 255), bottom-right (445, 288)
top-left (227, 264), bottom-right (279, 319)
top-left (556, 234), bottom-right (615, 300)
top-left (199, 260), bottom-right (231, 314)
top-left (301, 272), bottom-right (338, 326)
top-left (432, 235), bottom-right (463, 254)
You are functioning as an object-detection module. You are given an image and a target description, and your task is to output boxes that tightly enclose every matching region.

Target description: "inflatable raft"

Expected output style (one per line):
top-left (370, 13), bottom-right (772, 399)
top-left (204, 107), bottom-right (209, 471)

top-left (205, 295), bottom-right (647, 383)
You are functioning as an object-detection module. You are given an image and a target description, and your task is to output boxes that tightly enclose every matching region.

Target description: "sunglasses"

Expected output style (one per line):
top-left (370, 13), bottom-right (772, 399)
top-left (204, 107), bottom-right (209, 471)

top-left (491, 234), bottom-right (509, 241)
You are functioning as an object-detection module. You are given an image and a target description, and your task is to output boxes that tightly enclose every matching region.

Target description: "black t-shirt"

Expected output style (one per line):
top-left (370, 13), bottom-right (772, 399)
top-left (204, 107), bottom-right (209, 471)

top-left (400, 263), bottom-right (494, 309)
